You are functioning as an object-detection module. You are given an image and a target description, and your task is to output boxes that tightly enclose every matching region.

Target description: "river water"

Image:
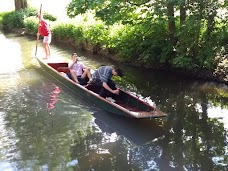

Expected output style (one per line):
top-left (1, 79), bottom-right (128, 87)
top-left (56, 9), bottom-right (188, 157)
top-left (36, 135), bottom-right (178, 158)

top-left (0, 31), bottom-right (227, 171)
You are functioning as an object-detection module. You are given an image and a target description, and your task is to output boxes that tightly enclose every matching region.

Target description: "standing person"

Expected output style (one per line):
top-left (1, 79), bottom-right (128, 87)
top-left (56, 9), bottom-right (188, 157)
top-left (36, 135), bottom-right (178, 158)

top-left (68, 53), bottom-right (92, 85)
top-left (37, 13), bottom-right (51, 59)
top-left (91, 65), bottom-right (123, 98)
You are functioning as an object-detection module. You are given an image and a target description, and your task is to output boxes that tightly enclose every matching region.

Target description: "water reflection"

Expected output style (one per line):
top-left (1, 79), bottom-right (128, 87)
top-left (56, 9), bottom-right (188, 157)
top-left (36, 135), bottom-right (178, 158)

top-left (0, 31), bottom-right (228, 171)
top-left (92, 110), bottom-right (164, 146)
top-left (0, 68), bottom-right (94, 170)
top-left (0, 34), bottom-right (23, 74)
top-left (69, 112), bottom-right (164, 171)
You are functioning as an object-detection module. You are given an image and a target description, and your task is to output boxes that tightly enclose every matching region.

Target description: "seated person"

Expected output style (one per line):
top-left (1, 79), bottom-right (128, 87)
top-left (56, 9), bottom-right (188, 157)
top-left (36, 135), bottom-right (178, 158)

top-left (91, 65), bottom-right (123, 98)
top-left (68, 53), bottom-right (92, 85)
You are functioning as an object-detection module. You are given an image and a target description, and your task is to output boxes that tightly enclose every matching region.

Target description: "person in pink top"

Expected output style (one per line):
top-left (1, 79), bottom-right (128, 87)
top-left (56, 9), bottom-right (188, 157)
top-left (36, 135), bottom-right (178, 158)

top-left (37, 13), bottom-right (51, 59)
top-left (68, 53), bottom-right (92, 85)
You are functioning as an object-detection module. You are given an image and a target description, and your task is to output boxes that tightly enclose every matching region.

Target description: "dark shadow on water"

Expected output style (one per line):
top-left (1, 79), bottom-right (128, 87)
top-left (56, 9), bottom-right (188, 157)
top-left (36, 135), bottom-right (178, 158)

top-left (92, 110), bottom-right (165, 146)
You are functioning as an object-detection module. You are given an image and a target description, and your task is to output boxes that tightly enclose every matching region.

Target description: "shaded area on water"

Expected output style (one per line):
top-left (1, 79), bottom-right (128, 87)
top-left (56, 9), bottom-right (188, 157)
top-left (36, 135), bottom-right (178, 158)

top-left (0, 31), bottom-right (227, 171)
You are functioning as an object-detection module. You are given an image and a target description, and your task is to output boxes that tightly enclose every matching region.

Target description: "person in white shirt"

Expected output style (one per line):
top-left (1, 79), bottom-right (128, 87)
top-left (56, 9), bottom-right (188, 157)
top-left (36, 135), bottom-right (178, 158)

top-left (68, 53), bottom-right (92, 85)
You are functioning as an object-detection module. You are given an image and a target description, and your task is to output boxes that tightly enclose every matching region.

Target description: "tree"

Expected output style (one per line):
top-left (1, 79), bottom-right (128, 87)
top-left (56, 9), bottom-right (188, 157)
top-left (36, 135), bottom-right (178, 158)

top-left (66, 0), bottom-right (228, 70)
top-left (14, 0), bottom-right (27, 10)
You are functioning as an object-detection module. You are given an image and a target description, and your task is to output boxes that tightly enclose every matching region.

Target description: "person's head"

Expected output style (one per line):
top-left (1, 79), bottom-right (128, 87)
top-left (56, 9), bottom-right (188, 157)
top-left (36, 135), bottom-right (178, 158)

top-left (36, 13), bottom-right (43, 20)
top-left (113, 68), bottom-right (123, 77)
top-left (71, 53), bottom-right (78, 62)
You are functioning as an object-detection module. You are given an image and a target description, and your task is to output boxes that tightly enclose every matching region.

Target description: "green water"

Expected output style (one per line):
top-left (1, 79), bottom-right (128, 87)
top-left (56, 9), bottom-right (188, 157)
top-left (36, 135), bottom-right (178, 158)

top-left (0, 31), bottom-right (227, 171)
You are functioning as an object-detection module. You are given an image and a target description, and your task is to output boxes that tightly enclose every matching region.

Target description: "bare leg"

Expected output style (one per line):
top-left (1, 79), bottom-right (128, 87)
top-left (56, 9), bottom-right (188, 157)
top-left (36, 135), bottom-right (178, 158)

top-left (70, 70), bottom-right (79, 83)
top-left (86, 68), bottom-right (92, 80)
top-left (43, 42), bottom-right (51, 58)
top-left (81, 68), bottom-right (92, 80)
top-left (46, 43), bottom-right (51, 57)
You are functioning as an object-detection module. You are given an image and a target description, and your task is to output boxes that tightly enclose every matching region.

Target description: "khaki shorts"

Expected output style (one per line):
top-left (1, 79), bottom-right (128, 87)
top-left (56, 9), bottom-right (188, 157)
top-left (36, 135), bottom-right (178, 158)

top-left (43, 34), bottom-right (52, 44)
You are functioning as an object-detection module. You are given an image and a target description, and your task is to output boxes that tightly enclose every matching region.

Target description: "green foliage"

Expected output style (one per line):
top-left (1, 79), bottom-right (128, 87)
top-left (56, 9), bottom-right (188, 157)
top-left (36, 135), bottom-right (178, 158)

top-left (215, 57), bottom-right (228, 82)
top-left (52, 23), bottom-right (85, 43)
top-left (66, 0), bottom-right (155, 25)
top-left (51, 13), bottom-right (108, 47)
top-left (1, 8), bottom-right (37, 30)
top-left (65, 0), bottom-right (228, 77)
top-left (24, 16), bottom-right (38, 34)
top-left (0, 7), bottom-right (56, 31)
top-left (43, 13), bottom-right (57, 21)
top-left (82, 20), bottom-right (108, 45)
top-left (138, 22), bottom-right (172, 64)
top-left (1, 0), bottom-right (227, 81)
top-left (1, 7), bottom-right (57, 35)
top-left (106, 21), bottom-right (171, 64)
top-left (66, 0), bottom-right (106, 18)
top-left (108, 24), bottom-right (138, 60)
top-left (2, 10), bottom-right (25, 30)
top-left (0, 12), bottom-right (7, 25)
top-left (171, 0), bottom-right (227, 70)
top-left (23, 7), bottom-right (37, 17)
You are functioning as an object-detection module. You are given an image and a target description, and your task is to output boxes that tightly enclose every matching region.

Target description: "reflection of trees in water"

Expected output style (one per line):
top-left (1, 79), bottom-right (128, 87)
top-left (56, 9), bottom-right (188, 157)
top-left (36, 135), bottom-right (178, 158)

top-left (156, 91), bottom-right (227, 171)
top-left (70, 128), bottom-right (141, 171)
top-left (68, 112), bottom-right (164, 170)
top-left (2, 72), bottom-right (93, 170)
top-left (1, 67), bottom-right (227, 170)
top-left (120, 74), bottom-right (227, 109)
top-left (119, 75), bottom-right (227, 169)
top-left (67, 81), bottom-right (228, 170)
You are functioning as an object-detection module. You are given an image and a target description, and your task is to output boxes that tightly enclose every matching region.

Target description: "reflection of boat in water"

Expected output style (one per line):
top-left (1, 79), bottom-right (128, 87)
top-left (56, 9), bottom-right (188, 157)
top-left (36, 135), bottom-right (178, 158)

top-left (92, 110), bottom-right (165, 146)
top-left (36, 57), bottom-right (167, 118)
top-left (47, 86), bottom-right (61, 110)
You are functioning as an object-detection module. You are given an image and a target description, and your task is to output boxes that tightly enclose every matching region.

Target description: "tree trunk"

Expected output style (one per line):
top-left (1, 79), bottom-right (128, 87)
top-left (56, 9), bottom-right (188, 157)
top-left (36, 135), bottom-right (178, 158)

top-left (14, 0), bottom-right (27, 10)
top-left (206, 11), bottom-right (216, 38)
top-left (179, 0), bottom-right (187, 55)
top-left (167, 2), bottom-right (176, 54)
top-left (180, 0), bottom-right (186, 26)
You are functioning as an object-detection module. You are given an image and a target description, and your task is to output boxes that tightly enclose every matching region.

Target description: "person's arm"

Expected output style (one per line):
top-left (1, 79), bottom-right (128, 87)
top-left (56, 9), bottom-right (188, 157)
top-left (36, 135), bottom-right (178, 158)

top-left (37, 18), bottom-right (43, 35)
top-left (102, 82), bottom-right (119, 95)
top-left (68, 61), bottom-right (75, 69)
top-left (82, 63), bottom-right (89, 70)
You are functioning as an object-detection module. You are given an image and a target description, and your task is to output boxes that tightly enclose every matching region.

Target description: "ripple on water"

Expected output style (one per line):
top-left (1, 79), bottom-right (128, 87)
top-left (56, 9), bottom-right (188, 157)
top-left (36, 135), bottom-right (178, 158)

top-left (0, 112), bottom-right (19, 162)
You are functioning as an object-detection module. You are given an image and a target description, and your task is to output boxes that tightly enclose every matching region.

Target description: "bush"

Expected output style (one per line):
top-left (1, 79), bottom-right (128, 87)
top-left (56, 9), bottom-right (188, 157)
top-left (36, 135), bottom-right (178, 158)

top-left (82, 20), bottom-right (108, 46)
top-left (43, 13), bottom-right (57, 21)
top-left (24, 16), bottom-right (38, 34)
top-left (2, 10), bottom-right (25, 30)
top-left (1, 8), bottom-right (56, 31)
top-left (107, 22), bottom-right (170, 64)
top-left (108, 24), bottom-right (139, 60)
top-left (52, 23), bottom-right (85, 43)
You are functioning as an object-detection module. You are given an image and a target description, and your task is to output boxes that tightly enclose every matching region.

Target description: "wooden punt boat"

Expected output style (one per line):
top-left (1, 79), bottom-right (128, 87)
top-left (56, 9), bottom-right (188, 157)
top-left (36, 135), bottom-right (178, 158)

top-left (36, 57), bottom-right (167, 118)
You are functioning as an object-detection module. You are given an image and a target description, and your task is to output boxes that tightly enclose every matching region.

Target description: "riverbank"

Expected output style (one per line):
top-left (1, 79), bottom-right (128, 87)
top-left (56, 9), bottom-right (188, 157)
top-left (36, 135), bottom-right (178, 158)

top-left (0, 7), bottom-right (226, 85)
top-left (0, 1), bottom-right (227, 85)
top-left (5, 27), bottom-right (227, 85)
top-left (52, 32), bottom-right (228, 85)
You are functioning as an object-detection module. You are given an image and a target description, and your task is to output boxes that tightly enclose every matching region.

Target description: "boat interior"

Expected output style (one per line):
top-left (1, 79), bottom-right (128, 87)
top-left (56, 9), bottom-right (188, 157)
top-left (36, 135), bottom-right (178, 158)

top-left (47, 62), bottom-right (158, 115)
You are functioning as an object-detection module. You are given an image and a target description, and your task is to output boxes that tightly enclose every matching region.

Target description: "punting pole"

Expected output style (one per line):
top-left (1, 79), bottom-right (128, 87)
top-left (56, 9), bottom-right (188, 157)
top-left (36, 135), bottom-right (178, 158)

top-left (35, 3), bottom-right (42, 57)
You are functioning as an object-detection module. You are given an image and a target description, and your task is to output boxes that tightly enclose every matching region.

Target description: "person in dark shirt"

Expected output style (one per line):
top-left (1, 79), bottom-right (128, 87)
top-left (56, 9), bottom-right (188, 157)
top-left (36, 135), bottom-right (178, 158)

top-left (91, 66), bottom-right (123, 98)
